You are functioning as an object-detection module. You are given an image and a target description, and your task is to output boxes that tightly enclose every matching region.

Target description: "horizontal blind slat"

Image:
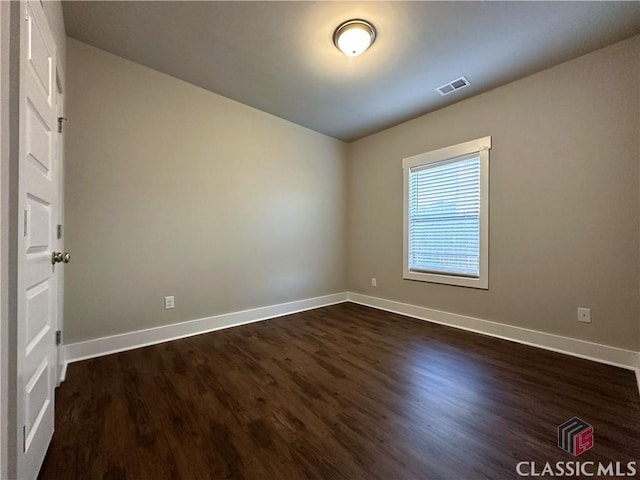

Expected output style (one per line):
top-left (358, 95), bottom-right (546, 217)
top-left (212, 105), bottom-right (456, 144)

top-left (408, 155), bottom-right (481, 277)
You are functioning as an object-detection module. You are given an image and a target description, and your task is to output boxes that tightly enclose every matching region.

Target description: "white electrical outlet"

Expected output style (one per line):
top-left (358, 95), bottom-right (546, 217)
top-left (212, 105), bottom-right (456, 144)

top-left (577, 307), bottom-right (591, 323)
top-left (164, 296), bottom-right (175, 310)
top-left (371, 278), bottom-right (377, 287)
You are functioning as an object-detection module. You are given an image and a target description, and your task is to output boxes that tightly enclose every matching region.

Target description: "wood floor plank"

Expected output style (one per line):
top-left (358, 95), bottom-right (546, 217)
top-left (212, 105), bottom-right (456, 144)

top-left (39, 303), bottom-right (640, 479)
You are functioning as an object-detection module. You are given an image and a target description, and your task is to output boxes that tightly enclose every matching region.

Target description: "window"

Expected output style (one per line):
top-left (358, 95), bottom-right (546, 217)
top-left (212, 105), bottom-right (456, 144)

top-left (402, 136), bottom-right (491, 289)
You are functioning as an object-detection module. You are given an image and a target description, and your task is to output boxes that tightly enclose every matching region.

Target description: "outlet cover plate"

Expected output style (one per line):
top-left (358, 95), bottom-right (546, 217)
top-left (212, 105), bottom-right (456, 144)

top-left (577, 307), bottom-right (591, 323)
top-left (164, 296), bottom-right (175, 310)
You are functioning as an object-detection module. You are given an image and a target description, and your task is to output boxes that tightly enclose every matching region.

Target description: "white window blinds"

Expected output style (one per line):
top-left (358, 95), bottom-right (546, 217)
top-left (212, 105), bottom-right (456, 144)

top-left (408, 154), bottom-right (481, 278)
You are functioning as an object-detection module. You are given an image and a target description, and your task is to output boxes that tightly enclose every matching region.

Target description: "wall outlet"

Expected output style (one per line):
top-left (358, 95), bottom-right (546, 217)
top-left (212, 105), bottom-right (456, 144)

top-left (371, 278), bottom-right (377, 287)
top-left (577, 307), bottom-right (591, 323)
top-left (164, 296), bottom-right (175, 310)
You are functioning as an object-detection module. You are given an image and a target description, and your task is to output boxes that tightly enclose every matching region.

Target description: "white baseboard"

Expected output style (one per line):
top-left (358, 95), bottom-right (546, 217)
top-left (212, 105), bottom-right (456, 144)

top-left (64, 292), bottom-right (349, 365)
top-left (58, 361), bottom-right (67, 383)
top-left (347, 292), bottom-right (640, 374)
top-left (62, 290), bottom-right (639, 395)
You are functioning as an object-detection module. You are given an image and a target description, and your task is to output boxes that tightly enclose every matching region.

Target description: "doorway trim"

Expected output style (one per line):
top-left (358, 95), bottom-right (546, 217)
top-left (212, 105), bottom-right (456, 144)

top-left (0, 1), bottom-right (13, 478)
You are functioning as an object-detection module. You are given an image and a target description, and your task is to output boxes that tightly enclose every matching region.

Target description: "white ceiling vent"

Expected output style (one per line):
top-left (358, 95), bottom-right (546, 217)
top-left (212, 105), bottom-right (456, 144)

top-left (436, 76), bottom-right (470, 96)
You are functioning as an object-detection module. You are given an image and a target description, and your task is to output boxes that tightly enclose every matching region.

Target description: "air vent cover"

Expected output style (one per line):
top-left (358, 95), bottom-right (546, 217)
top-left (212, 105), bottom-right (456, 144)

top-left (436, 76), bottom-right (470, 96)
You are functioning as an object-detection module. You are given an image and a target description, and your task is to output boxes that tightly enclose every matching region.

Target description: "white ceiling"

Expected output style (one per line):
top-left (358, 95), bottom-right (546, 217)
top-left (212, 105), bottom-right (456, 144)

top-left (63, 1), bottom-right (640, 142)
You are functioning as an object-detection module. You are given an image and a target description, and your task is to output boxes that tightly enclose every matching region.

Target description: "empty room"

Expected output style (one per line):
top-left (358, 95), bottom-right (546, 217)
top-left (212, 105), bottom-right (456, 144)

top-left (1, 1), bottom-right (640, 479)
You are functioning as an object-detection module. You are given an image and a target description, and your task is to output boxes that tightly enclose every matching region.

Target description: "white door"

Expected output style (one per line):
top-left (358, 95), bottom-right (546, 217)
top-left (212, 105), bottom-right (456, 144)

top-left (17, 1), bottom-right (60, 478)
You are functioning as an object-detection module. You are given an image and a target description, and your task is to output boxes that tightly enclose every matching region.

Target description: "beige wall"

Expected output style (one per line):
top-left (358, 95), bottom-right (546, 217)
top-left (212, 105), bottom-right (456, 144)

top-left (347, 36), bottom-right (640, 351)
top-left (64, 39), bottom-right (347, 343)
top-left (66, 35), bottom-right (640, 352)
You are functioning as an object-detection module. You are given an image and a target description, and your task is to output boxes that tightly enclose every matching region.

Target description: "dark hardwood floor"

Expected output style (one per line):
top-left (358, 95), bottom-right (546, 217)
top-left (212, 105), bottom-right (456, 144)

top-left (39, 303), bottom-right (640, 479)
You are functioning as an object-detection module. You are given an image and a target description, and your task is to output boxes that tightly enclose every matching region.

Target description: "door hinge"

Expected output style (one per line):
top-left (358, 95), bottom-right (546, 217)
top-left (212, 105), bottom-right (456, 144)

top-left (57, 224), bottom-right (62, 239)
top-left (56, 330), bottom-right (62, 346)
top-left (58, 117), bottom-right (67, 134)
top-left (23, 425), bottom-right (26, 452)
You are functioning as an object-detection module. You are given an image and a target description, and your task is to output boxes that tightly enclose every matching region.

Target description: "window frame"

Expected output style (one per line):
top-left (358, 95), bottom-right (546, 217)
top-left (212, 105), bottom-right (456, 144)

top-left (402, 136), bottom-right (491, 289)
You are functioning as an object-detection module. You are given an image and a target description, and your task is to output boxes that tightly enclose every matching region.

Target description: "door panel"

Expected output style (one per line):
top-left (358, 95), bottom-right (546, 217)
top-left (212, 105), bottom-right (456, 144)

top-left (17, 1), bottom-right (58, 478)
top-left (25, 280), bottom-right (50, 350)
top-left (25, 197), bottom-right (51, 252)
top-left (24, 359), bottom-right (50, 451)
top-left (27, 12), bottom-right (51, 102)
top-left (26, 101), bottom-right (52, 173)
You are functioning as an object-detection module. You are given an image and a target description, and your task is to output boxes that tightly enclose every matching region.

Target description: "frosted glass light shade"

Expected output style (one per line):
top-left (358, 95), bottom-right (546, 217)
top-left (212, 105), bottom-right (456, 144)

top-left (333, 20), bottom-right (376, 57)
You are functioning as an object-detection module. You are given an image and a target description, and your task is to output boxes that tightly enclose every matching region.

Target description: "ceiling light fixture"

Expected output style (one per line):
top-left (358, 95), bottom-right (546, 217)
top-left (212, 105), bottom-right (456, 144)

top-left (333, 19), bottom-right (376, 57)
